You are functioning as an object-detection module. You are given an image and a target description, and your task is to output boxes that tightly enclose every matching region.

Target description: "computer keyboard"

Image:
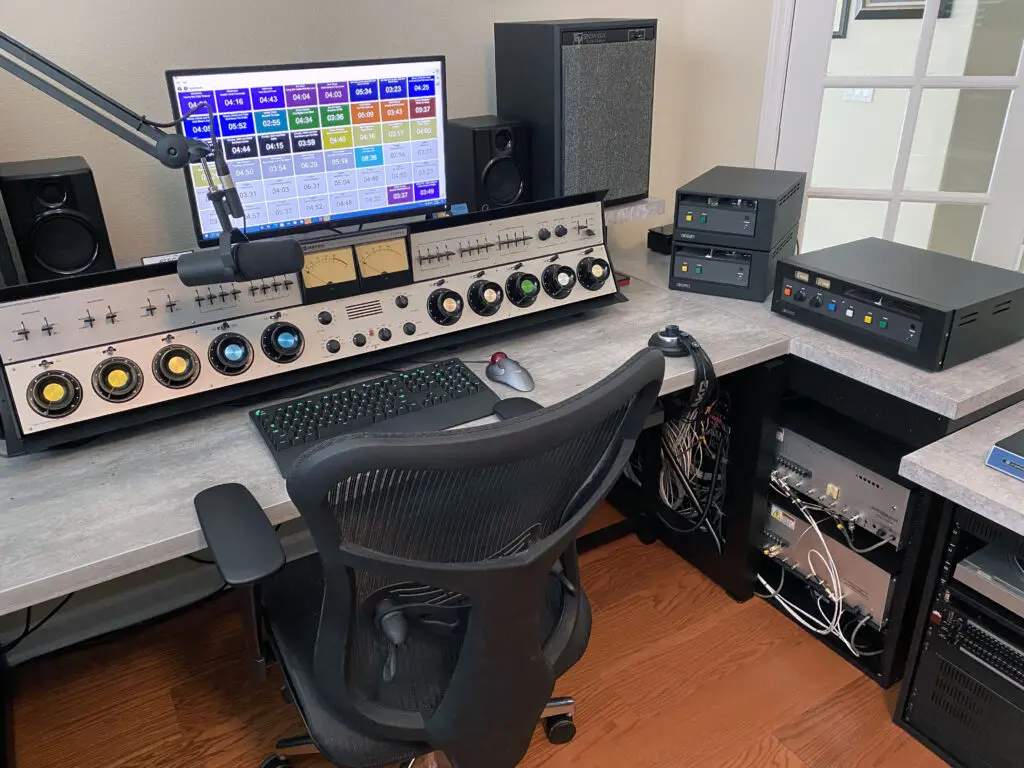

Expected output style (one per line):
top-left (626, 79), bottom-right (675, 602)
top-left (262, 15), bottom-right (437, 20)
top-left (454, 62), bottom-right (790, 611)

top-left (250, 358), bottom-right (500, 475)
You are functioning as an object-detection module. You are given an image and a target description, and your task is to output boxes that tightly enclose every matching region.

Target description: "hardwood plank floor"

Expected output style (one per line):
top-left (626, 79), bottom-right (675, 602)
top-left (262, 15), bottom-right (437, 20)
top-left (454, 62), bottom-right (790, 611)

top-left (10, 508), bottom-right (944, 767)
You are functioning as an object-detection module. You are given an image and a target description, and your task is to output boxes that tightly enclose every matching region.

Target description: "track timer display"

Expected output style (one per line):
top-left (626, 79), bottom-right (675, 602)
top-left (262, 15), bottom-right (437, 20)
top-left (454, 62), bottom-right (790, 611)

top-left (168, 57), bottom-right (448, 243)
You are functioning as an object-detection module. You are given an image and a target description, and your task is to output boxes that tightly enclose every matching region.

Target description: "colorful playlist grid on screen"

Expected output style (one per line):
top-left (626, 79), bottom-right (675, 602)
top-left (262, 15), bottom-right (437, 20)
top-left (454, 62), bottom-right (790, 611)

top-left (171, 62), bottom-right (446, 239)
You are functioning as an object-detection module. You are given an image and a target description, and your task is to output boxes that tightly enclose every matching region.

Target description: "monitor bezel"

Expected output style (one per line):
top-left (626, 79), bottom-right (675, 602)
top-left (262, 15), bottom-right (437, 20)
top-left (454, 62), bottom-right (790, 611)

top-left (166, 55), bottom-right (449, 248)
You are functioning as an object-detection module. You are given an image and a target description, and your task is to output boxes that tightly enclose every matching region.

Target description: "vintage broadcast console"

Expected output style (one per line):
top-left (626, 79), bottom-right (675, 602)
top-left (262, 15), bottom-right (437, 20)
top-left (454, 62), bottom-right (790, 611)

top-left (0, 194), bottom-right (616, 456)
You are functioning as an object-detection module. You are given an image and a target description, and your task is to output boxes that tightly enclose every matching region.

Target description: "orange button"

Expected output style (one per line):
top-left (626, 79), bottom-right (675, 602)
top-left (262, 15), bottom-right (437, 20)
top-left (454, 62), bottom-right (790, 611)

top-left (783, 286), bottom-right (792, 297)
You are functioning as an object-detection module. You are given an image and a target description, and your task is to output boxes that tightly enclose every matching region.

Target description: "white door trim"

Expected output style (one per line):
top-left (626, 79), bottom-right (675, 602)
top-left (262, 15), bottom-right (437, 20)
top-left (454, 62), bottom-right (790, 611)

top-left (755, 0), bottom-right (798, 169)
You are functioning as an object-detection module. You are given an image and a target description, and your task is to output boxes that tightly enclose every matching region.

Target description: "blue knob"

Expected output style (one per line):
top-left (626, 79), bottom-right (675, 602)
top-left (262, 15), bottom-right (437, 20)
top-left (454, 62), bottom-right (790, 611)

top-left (276, 331), bottom-right (297, 349)
top-left (224, 344), bottom-right (245, 362)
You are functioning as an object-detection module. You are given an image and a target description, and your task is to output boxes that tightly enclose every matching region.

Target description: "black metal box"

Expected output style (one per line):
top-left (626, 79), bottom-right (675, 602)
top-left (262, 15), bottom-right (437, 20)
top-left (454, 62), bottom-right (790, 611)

top-left (773, 238), bottom-right (1024, 371)
top-left (674, 166), bottom-right (805, 252)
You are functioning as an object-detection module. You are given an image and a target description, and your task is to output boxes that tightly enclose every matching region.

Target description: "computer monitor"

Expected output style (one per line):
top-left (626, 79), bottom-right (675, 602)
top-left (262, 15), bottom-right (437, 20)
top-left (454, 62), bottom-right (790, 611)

top-left (167, 56), bottom-right (448, 245)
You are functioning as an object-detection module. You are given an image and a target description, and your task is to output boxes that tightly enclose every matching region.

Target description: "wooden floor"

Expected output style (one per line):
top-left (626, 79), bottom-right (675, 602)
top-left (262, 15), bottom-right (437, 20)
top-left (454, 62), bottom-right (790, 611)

top-left (11, 507), bottom-right (945, 768)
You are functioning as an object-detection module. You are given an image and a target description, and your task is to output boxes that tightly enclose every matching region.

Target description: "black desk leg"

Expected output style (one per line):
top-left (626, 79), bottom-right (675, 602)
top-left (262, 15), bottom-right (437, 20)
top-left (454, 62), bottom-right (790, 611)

top-left (1, 653), bottom-right (13, 768)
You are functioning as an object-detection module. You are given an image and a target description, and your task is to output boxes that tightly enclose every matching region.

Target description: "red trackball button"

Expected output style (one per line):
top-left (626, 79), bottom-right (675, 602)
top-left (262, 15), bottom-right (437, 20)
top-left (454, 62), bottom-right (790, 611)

top-left (490, 352), bottom-right (508, 364)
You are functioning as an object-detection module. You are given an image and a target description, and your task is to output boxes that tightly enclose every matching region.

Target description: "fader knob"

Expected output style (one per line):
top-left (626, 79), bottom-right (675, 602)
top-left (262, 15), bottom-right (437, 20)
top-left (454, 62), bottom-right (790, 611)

top-left (209, 333), bottom-right (253, 376)
top-left (427, 288), bottom-right (464, 326)
top-left (506, 272), bottom-right (541, 308)
top-left (261, 323), bottom-right (304, 363)
top-left (92, 357), bottom-right (144, 403)
top-left (542, 265), bottom-right (577, 299)
top-left (467, 280), bottom-right (504, 316)
top-left (577, 257), bottom-right (610, 290)
top-left (153, 345), bottom-right (201, 389)
top-left (27, 371), bottom-right (83, 418)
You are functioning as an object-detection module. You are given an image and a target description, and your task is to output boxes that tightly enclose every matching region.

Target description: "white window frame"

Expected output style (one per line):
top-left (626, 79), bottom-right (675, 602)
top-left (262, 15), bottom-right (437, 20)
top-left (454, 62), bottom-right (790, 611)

top-left (756, 0), bottom-right (1024, 269)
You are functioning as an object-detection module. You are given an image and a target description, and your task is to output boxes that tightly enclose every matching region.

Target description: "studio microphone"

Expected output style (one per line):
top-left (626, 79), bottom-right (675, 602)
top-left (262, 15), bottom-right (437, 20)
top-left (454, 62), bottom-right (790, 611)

top-left (177, 238), bottom-right (305, 286)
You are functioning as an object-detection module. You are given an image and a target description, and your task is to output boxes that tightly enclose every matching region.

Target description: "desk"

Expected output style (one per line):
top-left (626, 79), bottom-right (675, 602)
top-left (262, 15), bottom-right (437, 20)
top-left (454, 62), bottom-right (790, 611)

top-left (5, 248), bottom-right (1024, 616)
top-left (4, 246), bottom-right (1024, 765)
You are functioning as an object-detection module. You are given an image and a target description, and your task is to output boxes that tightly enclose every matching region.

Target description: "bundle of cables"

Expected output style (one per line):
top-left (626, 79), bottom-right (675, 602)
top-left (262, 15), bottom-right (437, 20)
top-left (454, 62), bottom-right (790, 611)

top-left (646, 333), bottom-right (731, 553)
top-left (757, 471), bottom-right (883, 658)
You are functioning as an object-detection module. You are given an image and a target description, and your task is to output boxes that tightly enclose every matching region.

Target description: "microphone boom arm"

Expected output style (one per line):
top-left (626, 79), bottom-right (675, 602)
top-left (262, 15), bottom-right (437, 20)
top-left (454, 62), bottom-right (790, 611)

top-left (0, 29), bottom-right (280, 286)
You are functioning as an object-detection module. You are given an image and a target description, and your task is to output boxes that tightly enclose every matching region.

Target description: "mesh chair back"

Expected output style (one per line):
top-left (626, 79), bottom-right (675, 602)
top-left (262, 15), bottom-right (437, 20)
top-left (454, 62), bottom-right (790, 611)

top-left (286, 348), bottom-right (664, 767)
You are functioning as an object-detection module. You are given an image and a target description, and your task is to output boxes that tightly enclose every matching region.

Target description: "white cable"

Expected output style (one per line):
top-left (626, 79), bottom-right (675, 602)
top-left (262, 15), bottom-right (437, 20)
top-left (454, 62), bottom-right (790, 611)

top-left (839, 525), bottom-right (892, 554)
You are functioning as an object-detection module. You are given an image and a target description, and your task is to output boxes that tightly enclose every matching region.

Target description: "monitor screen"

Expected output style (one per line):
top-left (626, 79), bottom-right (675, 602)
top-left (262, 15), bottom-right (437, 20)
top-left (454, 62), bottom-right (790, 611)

top-left (167, 57), bottom-right (448, 244)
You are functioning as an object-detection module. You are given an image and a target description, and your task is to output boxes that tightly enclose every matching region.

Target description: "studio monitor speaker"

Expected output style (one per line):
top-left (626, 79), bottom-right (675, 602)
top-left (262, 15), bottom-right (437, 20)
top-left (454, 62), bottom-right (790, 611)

top-left (495, 19), bottom-right (657, 207)
top-left (446, 116), bottom-right (531, 212)
top-left (0, 156), bottom-right (115, 284)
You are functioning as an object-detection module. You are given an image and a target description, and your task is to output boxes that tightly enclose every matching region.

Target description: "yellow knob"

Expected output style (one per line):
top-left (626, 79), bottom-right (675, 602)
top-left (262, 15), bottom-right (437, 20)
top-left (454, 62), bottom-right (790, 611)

top-left (483, 288), bottom-right (498, 304)
top-left (42, 382), bottom-right (66, 403)
top-left (106, 368), bottom-right (130, 390)
top-left (167, 355), bottom-right (189, 375)
top-left (591, 263), bottom-right (606, 278)
top-left (442, 297), bottom-right (459, 313)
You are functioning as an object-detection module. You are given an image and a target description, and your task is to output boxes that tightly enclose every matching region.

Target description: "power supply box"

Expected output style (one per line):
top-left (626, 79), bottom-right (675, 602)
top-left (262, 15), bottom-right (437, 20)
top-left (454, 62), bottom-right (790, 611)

top-left (774, 427), bottom-right (913, 548)
top-left (669, 166), bottom-right (805, 302)
top-left (673, 166), bottom-right (805, 252)
top-left (773, 238), bottom-right (1024, 371)
top-left (764, 503), bottom-right (897, 627)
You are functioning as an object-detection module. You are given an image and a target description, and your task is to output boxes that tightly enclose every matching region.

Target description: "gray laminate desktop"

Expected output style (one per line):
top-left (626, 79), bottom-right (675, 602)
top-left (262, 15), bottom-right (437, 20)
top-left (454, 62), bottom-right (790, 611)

top-left (900, 400), bottom-right (1024, 538)
top-left (0, 278), bottom-right (789, 616)
top-left (614, 248), bottom-right (1024, 420)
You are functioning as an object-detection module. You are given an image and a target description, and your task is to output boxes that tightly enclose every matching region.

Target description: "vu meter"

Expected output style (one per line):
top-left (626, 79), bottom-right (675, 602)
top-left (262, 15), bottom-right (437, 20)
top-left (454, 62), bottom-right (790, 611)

top-left (355, 237), bottom-right (412, 290)
top-left (300, 242), bottom-right (360, 302)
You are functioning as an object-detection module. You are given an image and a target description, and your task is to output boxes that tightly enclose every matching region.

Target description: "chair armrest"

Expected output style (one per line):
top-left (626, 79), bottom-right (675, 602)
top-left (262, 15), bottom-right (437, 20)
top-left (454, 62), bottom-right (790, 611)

top-left (194, 483), bottom-right (286, 586)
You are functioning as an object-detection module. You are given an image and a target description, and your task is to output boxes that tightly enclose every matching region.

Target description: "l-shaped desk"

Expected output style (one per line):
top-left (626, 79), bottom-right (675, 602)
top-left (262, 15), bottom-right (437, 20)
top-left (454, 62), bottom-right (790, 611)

top-left (2, 246), bottom-right (1024, 616)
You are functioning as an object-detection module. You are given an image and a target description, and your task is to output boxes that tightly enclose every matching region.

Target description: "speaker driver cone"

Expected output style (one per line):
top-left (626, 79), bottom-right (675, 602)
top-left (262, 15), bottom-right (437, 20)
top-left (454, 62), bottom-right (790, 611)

top-left (482, 156), bottom-right (524, 207)
top-left (29, 209), bottom-right (99, 276)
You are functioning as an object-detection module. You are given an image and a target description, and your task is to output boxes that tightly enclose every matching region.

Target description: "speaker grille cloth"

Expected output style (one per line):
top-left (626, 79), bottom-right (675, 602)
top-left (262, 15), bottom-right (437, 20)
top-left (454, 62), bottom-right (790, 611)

top-left (562, 40), bottom-right (656, 202)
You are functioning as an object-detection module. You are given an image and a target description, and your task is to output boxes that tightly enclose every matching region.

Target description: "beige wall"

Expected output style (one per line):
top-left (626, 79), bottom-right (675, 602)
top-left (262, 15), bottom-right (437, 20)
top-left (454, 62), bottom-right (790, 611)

top-left (0, 0), bottom-right (772, 264)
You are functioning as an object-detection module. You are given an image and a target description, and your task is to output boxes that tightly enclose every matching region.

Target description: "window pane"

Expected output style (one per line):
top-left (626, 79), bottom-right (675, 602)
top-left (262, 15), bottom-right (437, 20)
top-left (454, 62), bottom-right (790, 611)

top-left (905, 89), bottom-right (1010, 193)
top-left (803, 198), bottom-right (888, 253)
top-left (812, 89), bottom-right (910, 189)
top-left (928, 0), bottom-right (1024, 76)
top-left (894, 202), bottom-right (983, 259)
top-left (828, 0), bottom-right (922, 76)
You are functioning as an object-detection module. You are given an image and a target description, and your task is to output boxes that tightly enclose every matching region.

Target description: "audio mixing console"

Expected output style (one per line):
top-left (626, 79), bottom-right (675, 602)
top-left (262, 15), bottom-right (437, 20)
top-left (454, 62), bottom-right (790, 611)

top-left (0, 194), bottom-right (616, 455)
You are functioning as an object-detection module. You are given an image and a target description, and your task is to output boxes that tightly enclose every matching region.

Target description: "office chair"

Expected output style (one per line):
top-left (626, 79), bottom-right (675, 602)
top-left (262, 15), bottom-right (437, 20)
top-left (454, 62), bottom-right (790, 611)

top-left (195, 348), bottom-right (665, 768)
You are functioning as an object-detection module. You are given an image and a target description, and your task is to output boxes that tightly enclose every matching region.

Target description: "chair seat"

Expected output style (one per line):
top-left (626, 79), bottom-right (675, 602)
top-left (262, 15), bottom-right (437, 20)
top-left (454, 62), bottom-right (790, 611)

top-left (261, 553), bottom-right (592, 768)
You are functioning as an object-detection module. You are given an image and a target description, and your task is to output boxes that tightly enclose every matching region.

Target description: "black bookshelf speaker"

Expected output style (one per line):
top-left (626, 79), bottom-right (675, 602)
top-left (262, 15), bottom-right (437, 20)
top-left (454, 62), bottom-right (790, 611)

top-left (446, 116), bottom-right (531, 212)
top-left (0, 156), bottom-right (115, 284)
top-left (496, 19), bottom-right (657, 206)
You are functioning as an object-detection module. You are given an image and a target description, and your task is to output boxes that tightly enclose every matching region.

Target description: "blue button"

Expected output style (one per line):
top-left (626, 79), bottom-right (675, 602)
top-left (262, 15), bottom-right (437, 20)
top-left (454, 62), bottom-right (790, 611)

top-left (276, 331), bottom-right (297, 349)
top-left (827, 302), bottom-right (837, 312)
top-left (224, 344), bottom-right (245, 362)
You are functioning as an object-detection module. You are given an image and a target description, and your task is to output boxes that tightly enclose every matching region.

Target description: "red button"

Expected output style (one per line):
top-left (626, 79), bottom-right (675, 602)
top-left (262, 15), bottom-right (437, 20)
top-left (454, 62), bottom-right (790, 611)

top-left (783, 286), bottom-right (792, 297)
top-left (490, 351), bottom-right (508, 364)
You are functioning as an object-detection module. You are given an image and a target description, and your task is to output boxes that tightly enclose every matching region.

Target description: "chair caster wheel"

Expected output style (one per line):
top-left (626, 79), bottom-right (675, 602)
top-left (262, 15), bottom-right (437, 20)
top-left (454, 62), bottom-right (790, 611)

top-left (259, 755), bottom-right (291, 768)
top-left (544, 714), bottom-right (576, 744)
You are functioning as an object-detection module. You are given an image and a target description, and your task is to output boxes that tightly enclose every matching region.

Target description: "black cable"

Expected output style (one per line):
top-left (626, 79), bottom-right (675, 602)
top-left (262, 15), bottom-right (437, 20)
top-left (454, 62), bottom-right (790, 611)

top-left (139, 101), bottom-right (208, 129)
top-left (185, 553), bottom-right (215, 565)
top-left (1, 593), bottom-right (75, 655)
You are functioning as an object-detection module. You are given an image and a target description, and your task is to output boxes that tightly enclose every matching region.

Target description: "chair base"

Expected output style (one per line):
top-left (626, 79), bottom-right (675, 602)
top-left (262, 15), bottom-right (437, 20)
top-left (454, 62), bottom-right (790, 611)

top-left (264, 696), bottom-right (577, 766)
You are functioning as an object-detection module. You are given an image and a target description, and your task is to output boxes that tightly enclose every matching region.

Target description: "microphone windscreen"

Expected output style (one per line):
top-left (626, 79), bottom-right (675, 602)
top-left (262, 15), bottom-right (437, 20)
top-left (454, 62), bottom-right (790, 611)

top-left (233, 239), bottom-right (305, 281)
